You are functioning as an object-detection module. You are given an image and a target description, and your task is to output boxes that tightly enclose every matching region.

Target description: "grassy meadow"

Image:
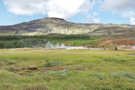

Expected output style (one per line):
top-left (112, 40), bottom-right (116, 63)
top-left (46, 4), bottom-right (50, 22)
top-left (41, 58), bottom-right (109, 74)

top-left (0, 49), bottom-right (135, 90)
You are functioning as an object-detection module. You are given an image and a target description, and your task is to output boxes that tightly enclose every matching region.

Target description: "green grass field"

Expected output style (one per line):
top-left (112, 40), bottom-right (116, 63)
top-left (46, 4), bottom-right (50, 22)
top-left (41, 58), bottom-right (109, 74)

top-left (0, 49), bottom-right (135, 90)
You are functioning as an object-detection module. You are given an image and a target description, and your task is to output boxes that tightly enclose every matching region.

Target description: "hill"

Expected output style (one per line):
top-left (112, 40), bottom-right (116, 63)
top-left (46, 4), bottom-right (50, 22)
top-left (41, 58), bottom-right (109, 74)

top-left (0, 17), bottom-right (135, 39)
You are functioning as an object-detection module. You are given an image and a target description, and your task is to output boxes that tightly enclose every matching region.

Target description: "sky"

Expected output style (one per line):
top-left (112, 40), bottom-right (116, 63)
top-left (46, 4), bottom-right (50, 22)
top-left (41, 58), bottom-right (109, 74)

top-left (0, 0), bottom-right (135, 25)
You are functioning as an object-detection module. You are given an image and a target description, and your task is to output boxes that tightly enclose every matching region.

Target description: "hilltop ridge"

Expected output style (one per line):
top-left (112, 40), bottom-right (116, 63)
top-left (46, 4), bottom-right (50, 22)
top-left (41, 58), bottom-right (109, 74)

top-left (0, 17), bottom-right (135, 39)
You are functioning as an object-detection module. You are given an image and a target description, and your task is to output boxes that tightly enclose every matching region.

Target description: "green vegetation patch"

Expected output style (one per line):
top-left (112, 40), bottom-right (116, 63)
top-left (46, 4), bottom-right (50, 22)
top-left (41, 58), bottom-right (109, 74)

top-left (0, 34), bottom-right (101, 48)
top-left (0, 49), bottom-right (135, 89)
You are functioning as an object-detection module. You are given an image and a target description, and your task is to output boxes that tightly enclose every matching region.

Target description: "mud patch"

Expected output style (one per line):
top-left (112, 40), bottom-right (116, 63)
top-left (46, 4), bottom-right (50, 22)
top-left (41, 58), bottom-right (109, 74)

top-left (24, 85), bottom-right (48, 90)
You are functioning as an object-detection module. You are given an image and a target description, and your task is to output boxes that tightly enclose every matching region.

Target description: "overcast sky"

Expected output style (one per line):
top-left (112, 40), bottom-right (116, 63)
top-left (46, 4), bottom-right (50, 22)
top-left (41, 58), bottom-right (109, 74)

top-left (0, 0), bottom-right (135, 25)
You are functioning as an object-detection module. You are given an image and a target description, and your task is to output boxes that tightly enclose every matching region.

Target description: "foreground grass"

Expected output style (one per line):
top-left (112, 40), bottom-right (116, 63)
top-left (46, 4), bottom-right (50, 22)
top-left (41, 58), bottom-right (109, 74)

top-left (0, 49), bottom-right (135, 90)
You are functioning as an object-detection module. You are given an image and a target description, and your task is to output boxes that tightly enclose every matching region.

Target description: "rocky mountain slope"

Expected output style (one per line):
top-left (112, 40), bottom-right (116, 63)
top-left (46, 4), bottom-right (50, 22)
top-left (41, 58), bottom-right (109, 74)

top-left (0, 17), bottom-right (135, 39)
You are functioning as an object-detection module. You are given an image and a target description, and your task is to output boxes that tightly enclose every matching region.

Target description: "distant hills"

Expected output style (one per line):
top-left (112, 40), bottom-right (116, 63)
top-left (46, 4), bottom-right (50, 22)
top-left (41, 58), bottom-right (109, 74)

top-left (0, 17), bottom-right (135, 39)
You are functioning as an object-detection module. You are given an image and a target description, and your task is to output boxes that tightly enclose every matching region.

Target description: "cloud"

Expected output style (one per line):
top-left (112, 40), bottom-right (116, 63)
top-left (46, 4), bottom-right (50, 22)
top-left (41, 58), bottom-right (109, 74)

top-left (3, 0), bottom-right (91, 19)
top-left (84, 11), bottom-right (101, 23)
top-left (121, 11), bottom-right (135, 24)
top-left (129, 17), bottom-right (135, 25)
top-left (102, 0), bottom-right (135, 11)
top-left (102, 0), bottom-right (135, 24)
top-left (91, 18), bottom-right (101, 23)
